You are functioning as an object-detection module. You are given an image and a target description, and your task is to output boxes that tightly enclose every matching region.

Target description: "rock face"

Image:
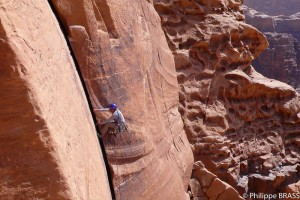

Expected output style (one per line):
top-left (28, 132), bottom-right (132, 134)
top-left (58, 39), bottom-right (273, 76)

top-left (154, 0), bottom-right (300, 196)
top-left (244, 6), bottom-right (300, 92)
top-left (2, 0), bottom-right (300, 199)
top-left (50, 0), bottom-right (194, 199)
top-left (244, 0), bottom-right (300, 16)
top-left (188, 162), bottom-right (243, 200)
top-left (0, 1), bottom-right (111, 199)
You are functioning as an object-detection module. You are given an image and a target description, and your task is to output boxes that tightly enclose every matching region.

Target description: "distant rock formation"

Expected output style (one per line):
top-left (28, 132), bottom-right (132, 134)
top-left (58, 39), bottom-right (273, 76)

top-left (244, 6), bottom-right (300, 92)
top-left (244, 0), bottom-right (300, 16)
top-left (154, 0), bottom-right (300, 196)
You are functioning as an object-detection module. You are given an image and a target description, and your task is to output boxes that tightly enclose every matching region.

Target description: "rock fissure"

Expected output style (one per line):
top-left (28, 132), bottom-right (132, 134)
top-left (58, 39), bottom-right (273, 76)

top-left (44, 0), bottom-right (194, 199)
top-left (0, 0), bottom-right (112, 199)
top-left (46, 1), bottom-right (116, 199)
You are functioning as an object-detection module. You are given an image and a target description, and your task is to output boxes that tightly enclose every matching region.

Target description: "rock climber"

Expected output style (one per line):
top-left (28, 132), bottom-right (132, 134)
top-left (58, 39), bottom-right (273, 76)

top-left (94, 103), bottom-right (127, 136)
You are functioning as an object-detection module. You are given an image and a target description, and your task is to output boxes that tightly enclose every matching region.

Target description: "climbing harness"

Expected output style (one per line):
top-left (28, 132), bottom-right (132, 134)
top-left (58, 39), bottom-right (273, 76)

top-left (114, 123), bottom-right (128, 134)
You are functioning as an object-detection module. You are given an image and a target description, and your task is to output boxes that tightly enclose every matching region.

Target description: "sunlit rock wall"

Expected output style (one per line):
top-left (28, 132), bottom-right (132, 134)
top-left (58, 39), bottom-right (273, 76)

top-left (154, 0), bottom-right (300, 195)
top-left (0, 1), bottom-right (112, 199)
top-left (50, 0), bottom-right (194, 199)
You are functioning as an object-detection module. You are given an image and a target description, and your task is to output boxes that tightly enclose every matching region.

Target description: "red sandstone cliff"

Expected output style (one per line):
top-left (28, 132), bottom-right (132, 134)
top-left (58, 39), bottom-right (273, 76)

top-left (1, 0), bottom-right (300, 199)
top-left (1, 0), bottom-right (194, 199)
top-left (154, 0), bottom-right (300, 197)
top-left (0, 1), bottom-right (111, 199)
top-left (49, 0), bottom-right (194, 199)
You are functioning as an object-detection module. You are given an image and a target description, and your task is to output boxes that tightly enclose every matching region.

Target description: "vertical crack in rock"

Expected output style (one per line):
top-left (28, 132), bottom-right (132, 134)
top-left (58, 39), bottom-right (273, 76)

top-left (46, 0), bottom-right (194, 199)
top-left (0, 0), bottom-right (112, 199)
top-left (47, 1), bottom-right (116, 199)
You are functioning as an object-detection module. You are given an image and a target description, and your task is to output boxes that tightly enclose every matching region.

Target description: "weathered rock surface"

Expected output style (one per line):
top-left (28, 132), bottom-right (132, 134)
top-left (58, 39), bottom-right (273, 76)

top-left (154, 0), bottom-right (300, 196)
top-left (244, 0), bottom-right (300, 16)
top-left (0, 1), bottom-right (111, 199)
top-left (188, 162), bottom-right (243, 200)
top-left (244, 6), bottom-right (300, 92)
top-left (2, 0), bottom-right (300, 199)
top-left (50, 0), bottom-right (194, 199)
top-left (285, 180), bottom-right (300, 194)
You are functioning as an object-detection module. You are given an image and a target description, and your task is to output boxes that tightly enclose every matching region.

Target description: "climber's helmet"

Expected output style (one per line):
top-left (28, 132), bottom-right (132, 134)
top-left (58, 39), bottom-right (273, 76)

top-left (109, 103), bottom-right (117, 112)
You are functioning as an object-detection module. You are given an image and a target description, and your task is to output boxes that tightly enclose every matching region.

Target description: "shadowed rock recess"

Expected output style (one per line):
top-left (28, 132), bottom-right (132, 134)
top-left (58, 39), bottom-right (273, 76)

top-left (154, 0), bottom-right (300, 197)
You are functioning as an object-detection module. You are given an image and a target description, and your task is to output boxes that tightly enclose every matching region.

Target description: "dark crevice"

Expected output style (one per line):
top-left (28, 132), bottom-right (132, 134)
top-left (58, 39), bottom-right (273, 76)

top-left (47, 1), bottom-right (116, 199)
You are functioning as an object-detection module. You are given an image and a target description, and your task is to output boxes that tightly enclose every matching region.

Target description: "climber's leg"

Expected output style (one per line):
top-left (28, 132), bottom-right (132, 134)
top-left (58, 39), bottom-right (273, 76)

top-left (101, 122), bottom-right (116, 136)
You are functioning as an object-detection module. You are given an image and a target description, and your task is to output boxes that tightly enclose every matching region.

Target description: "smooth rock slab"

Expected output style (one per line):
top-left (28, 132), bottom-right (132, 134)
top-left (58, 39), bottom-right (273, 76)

top-left (0, 1), bottom-right (112, 199)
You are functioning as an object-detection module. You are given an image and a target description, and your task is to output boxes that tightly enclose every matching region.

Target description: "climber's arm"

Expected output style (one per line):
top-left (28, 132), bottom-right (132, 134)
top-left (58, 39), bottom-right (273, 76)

top-left (94, 108), bottom-right (109, 111)
top-left (99, 114), bottom-right (117, 125)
